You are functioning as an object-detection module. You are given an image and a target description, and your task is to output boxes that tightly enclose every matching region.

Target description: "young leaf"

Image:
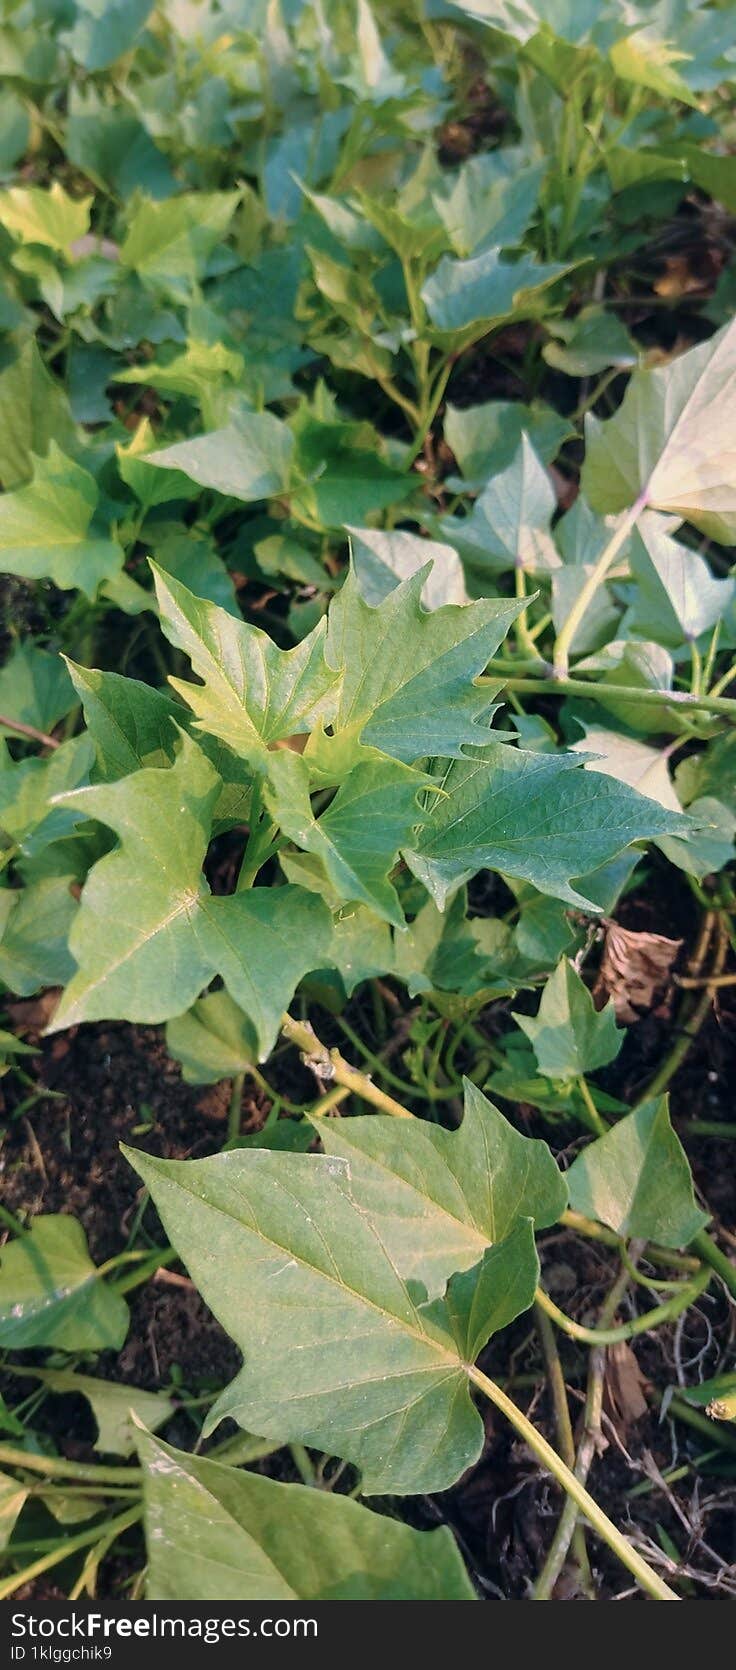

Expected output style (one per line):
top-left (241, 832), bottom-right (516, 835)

top-left (582, 318), bottom-right (736, 543)
top-left (152, 565), bottom-right (339, 766)
top-left (314, 1080), bottom-right (566, 1296)
top-left (0, 1216), bottom-right (129, 1350)
top-left (137, 1429), bottom-right (476, 1601)
top-left (0, 181), bottom-right (91, 254)
top-left (124, 1144), bottom-right (539, 1495)
top-left (266, 749), bottom-right (423, 927)
top-left (404, 743), bottom-right (690, 910)
top-left (19, 1370), bottom-right (173, 1457)
top-left (514, 958), bottom-right (623, 1081)
top-left (167, 989), bottom-right (260, 1085)
top-left (567, 1097), bottom-right (709, 1246)
top-left (628, 514), bottom-right (735, 646)
top-left (0, 445), bottom-right (122, 598)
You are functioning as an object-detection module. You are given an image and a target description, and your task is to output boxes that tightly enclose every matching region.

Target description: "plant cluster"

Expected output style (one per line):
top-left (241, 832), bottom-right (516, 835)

top-left (0, 0), bottom-right (735, 1604)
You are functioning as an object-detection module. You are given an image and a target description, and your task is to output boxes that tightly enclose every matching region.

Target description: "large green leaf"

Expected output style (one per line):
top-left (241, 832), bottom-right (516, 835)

top-left (49, 734), bottom-right (332, 1056)
top-left (567, 1097), bottom-right (709, 1246)
top-left (0, 445), bottom-right (122, 598)
top-left (514, 958), bottom-right (623, 1081)
top-left (0, 1216), bottom-right (129, 1350)
top-left (124, 1143), bottom-right (539, 1495)
top-left (582, 318), bottom-right (736, 543)
top-left (138, 1430), bottom-right (476, 1601)
top-left (152, 565), bottom-right (339, 766)
top-left (314, 1081), bottom-right (566, 1296)
top-left (405, 744), bottom-right (690, 910)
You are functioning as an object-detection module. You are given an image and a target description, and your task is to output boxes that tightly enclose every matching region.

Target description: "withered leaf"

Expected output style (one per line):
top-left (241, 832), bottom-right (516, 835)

top-left (595, 922), bottom-right (682, 1023)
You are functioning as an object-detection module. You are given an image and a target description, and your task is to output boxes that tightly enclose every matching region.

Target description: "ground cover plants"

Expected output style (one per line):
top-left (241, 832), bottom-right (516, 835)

top-left (0, 0), bottom-right (735, 1605)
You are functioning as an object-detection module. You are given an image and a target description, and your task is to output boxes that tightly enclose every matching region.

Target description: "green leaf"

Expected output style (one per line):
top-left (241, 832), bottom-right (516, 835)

top-left (0, 1216), bottom-right (129, 1350)
top-left (421, 247), bottom-right (572, 345)
top-left (138, 1429), bottom-right (476, 1601)
top-left (66, 661), bottom-right (183, 779)
top-left (0, 445), bottom-right (122, 598)
top-left (66, 88), bottom-right (176, 198)
top-left (325, 566), bottom-right (520, 766)
top-left (119, 192), bottom-right (240, 301)
top-left (628, 514), bottom-right (734, 646)
top-left (582, 318), bottom-right (736, 543)
top-left (0, 338), bottom-right (76, 490)
top-left (50, 734), bottom-right (332, 1056)
top-left (348, 525), bottom-right (469, 608)
top-left (0, 875), bottom-right (77, 995)
top-left (0, 733), bottom-right (94, 858)
top-left (315, 1080), bottom-right (566, 1296)
top-left (444, 399), bottom-right (573, 486)
top-left (439, 434), bottom-right (559, 577)
top-left (610, 31), bottom-right (699, 108)
top-left (0, 1470), bottom-right (28, 1551)
top-left (543, 306), bottom-right (637, 377)
top-left (0, 182), bottom-right (91, 254)
top-left (124, 1143), bottom-right (539, 1495)
top-left (266, 749), bottom-right (423, 927)
top-left (144, 408), bottom-right (294, 503)
top-left (405, 743), bottom-right (689, 910)
top-left (514, 958), bottom-right (622, 1081)
top-left (433, 151), bottom-right (545, 257)
top-left (0, 644), bottom-right (74, 737)
top-left (167, 989), bottom-right (259, 1085)
top-left (567, 1097), bottom-right (709, 1246)
top-left (64, 0), bottom-right (154, 71)
top-left (18, 1370), bottom-right (173, 1457)
top-left (152, 565), bottom-right (339, 767)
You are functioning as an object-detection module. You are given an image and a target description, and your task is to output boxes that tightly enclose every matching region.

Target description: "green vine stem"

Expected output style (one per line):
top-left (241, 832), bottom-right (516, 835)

top-left (481, 671), bottom-right (736, 723)
top-left (0, 1505), bottom-right (141, 1603)
top-left (536, 1267), bottom-right (711, 1345)
top-left (281, 1013), bottom-right (414, 1117)
top-left (533, 1260), bottom-right (633, 1600)
top-left (552, 491), bottom-right (649, 676)
top-left (534, 1302), bottom-right (594, 1595)
top-left (469, 1366), bottom-right (678, 1600)
top-left (560, 1212), bottom-right (702, 1272)
top-left (0, 1443), bottom-right (142, 1487)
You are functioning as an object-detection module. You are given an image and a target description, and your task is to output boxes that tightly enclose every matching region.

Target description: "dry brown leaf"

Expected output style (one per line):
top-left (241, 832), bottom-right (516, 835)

top-left (604, 1341), bottom-right (649, 1430)
top-left (595, 922), bottom-right (683, 1023)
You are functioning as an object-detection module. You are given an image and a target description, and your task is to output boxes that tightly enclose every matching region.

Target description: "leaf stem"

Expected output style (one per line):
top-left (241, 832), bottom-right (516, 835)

top-left (576, 1075), bottom-right (609, 1137)
top-left (469, 1366), bottom-right (678, 1599)
top-left (553, 491), bottom-right (648, 676)
top-left (0, 714), bottom-right (60, 749)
